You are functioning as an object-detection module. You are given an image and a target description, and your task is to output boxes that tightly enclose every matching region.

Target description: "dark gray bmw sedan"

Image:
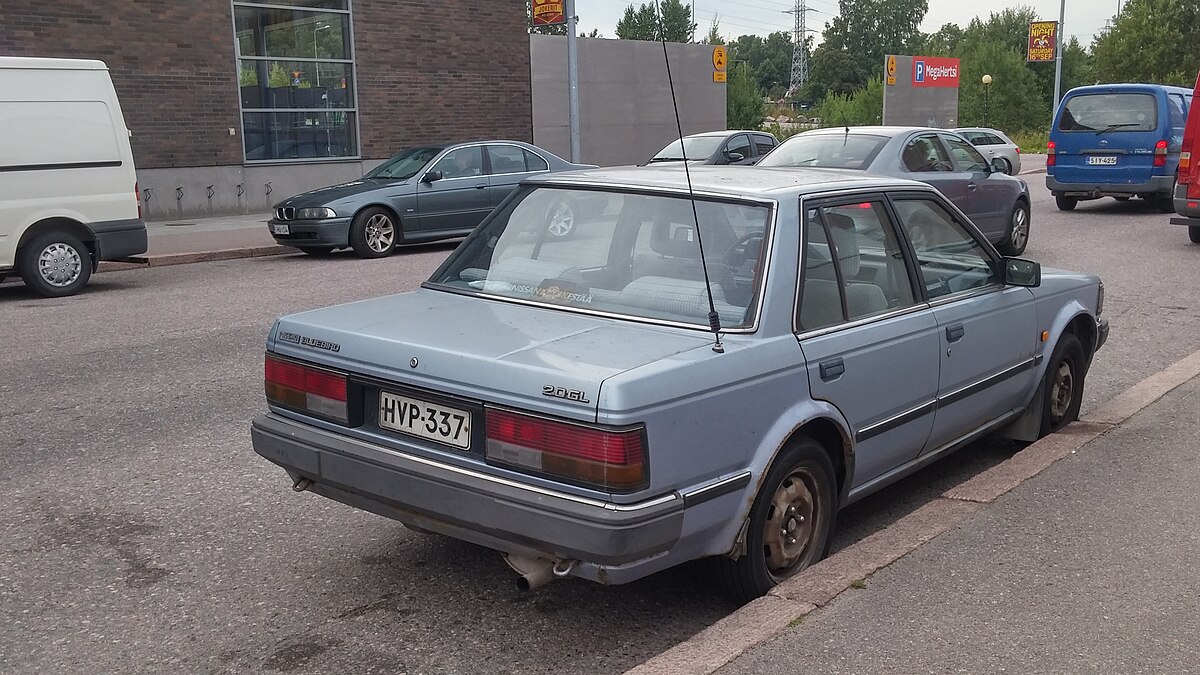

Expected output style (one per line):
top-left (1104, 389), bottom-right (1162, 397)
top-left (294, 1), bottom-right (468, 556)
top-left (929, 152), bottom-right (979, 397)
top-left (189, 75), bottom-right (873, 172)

top-left (268, 141), bottom-right (595, 258)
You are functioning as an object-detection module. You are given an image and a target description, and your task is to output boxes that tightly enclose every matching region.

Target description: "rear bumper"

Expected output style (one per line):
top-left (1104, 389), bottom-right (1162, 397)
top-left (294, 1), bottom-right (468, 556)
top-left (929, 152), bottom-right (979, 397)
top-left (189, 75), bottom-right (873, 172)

top-left (1173, 181), bottom-right (1200, 218)
top-left (250, 413), bottom-right (685, 567)
top-left (88, 218), bottom-right (148, 260)
top-left (1046, 174), bottom-right (1174, 198)
top-left (267, 217), bottom-right (352, 248)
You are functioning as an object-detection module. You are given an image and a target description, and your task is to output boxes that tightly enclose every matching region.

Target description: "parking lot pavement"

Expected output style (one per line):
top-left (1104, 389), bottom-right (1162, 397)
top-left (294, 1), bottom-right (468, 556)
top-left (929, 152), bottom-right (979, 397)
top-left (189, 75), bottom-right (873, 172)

top-left (718, 374), bottom-right (1200, 675)
top-left (143, 213), bottom-right (276, 256)
top-left (0, 190), bottom-right (1196, 673)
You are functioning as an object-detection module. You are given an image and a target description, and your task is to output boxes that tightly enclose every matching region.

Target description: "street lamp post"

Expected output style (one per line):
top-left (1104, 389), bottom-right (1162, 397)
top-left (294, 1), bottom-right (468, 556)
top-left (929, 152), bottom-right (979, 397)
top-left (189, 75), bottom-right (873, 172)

top-left (314, 23), bottom-right (330, 87)
top-left (982, 74), bottom-right (993, 127)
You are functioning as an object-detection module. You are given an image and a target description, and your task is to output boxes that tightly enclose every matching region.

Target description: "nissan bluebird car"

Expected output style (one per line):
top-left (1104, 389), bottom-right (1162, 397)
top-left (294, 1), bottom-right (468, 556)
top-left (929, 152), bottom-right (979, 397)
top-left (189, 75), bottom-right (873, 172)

top-left (267, 141), bottom-right (594, 258)
top-left (251, 165), bottom-right (1107, 601)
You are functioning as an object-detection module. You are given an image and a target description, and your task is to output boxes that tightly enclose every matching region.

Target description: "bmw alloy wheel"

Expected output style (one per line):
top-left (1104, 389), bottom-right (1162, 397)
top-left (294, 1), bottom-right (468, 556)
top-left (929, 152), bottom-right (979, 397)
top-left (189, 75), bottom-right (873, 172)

top-left (365, 213), bottom-right (396, 253)
top-left (1010, 205), bottom-right (1029, 251)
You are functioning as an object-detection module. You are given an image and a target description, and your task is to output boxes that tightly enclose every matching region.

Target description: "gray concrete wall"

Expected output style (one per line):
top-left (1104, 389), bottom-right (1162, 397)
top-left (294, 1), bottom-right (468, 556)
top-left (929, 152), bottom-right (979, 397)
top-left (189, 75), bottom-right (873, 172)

top-left (532, 36), bottom-right (726, 167)
top-left (136, 160), bottom-right (385, 222)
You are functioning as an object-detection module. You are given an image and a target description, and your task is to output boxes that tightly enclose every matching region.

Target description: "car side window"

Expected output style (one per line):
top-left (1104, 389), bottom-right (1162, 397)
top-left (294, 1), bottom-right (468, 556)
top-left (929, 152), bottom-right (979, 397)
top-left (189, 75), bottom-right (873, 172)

top-left (901, 135), bottom-right (952, 172)
top-left (726, 134), bottom-right (752, 161)
top-left (1169, 94), bottom-right (1187, 135)
top-left (985, 133), bottom-right (1007, 146)
top-left (487, 145), bottom-right (531, 174)
top-left (523, 149), bottom-right (550, 172)
top-left (432, 146), bottom-right (484, 179)
top-left (891, 198), bottom-right (998, 299)
top-left (962, 132), bottom-right (987, 145)
top-left (753, 135), bottom-right (776, 156)
top-left (943, 135), bottom-right (990, 172)
top-left (798, 201), bottom-right (917, 331)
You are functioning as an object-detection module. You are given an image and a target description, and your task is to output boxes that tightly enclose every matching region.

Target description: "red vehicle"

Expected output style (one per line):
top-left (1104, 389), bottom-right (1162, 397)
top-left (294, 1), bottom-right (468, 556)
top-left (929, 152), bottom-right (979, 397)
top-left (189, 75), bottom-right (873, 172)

top-left (1171, 70), bottom-right (1200, 242)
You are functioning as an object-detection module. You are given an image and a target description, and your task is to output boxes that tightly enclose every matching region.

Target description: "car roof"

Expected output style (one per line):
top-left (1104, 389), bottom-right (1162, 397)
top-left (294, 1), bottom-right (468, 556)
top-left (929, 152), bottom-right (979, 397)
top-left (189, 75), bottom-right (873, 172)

top-left (0, 56), bottom-right (108, 70)
top-left (799, 126), bottom-right (946, 137)
top-left (686, 130), bottom-right (770, 138)
top-left (1065, 83), bottom-right (1193, 96)
top-left (527, 165), bottom-right (928, 199)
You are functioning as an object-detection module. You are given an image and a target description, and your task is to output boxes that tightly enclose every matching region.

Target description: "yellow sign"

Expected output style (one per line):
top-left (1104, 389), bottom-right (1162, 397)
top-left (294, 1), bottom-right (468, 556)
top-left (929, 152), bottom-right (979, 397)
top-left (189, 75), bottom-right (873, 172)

top-left (531, 0), bottom-right (565, 26)
top-left (712, 46), bottom-right (728, 71)
top-left (886, 55), bottom-right (897, 86)
top-left (714, 71), bottom-right (727, 83)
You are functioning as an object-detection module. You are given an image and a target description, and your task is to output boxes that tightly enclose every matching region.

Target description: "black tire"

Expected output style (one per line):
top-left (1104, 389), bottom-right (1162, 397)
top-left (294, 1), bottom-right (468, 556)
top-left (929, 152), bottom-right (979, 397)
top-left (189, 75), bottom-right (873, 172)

top-left (997, 201), bottom-right (1030, 256)
top-left (1039, 333), bottom-right (1086, 436)
top-left (1055, 196), bottom-right (1078, 211)
top-left (298, 246), bottom-right (335, 257)
top-left (1188, 226), bottom-right (1200, 244)
top-left (545, 196), bottom-right (578, 238)
top-left (349, 207), bottom-right (399, 259)
top-left (18, 231), bottom-right (92, 298)
top-left (995, 157), bottom-right (1013, 175)
top-left (714, 437), bottom-right (837, 603)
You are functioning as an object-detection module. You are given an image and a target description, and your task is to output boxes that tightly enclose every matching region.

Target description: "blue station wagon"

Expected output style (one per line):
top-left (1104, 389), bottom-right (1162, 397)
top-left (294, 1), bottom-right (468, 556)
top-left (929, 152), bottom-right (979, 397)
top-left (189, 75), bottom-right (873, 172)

top-left (251, 166), bottom-right (1108, 601)
top-left (1048, 83), bottom-right (1193, 211)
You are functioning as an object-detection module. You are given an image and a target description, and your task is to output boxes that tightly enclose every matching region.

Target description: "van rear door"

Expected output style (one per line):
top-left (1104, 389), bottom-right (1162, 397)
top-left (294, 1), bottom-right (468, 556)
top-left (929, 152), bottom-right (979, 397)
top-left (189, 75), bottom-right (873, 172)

top-left (1052, 89), bottom-right (1161, 187)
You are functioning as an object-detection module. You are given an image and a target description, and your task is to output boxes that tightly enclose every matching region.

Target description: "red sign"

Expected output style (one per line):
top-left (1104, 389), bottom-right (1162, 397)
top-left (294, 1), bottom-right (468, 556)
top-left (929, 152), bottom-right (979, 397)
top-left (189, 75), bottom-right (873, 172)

top-left (1028, 21), bottom-right (1057, 62)
top-left (531, 0), bottom-right (565, 26)
top-left (911, 57), bottom-right (961, 88)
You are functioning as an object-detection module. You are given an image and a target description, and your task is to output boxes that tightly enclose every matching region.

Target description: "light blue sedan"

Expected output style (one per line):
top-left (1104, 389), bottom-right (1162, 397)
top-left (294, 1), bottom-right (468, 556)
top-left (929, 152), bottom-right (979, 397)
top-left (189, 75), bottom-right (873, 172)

top-left (251, 166), bottom-right (1107, 602)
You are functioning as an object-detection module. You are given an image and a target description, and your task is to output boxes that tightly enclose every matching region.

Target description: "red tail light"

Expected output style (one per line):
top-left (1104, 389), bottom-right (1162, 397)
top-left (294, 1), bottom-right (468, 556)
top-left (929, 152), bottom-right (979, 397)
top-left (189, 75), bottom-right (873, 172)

top-left (265, 353), bottom-right (349, 423)
top-left (485, 409), bottom-right (647, 492)
top-left (136, 181), bottom-right (142, 219)
top-left (1046, 141), bottom-right (1056, 167)
top-left (1154, 140), bottom-right (1168, 168)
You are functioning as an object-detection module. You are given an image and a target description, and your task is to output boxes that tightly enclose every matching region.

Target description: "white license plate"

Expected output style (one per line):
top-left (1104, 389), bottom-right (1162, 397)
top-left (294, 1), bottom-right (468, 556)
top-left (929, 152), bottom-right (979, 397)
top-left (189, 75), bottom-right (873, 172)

top-left (272, 223), bottom-right (290, 235)
top-left (378, 391), bottom-right (471, 449)
top-left (1087, 156), bottom-right (1118, 166)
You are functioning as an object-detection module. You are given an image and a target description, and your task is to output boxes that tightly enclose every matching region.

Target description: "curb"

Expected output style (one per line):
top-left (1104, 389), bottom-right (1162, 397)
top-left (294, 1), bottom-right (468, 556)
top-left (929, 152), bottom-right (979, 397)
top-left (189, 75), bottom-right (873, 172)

top-left (626, 345), bottom-right (1200, 675)
top-left (96, 245), bottom-right (294, 273)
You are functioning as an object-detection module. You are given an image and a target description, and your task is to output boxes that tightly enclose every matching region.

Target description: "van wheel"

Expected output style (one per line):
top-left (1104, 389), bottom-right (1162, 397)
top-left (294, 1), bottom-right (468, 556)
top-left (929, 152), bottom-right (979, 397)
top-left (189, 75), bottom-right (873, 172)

top-left (1188, 226), bottom-right (1200, 244)
top-left (714, 437), bottom-right (837, 603)
top-left (1055, 196), bottom-right (1078, 211)
top-left (997, 201), bottom-right (1030, 256)
top-left (1040, 333), bottom-right (1086, 436)
top-left (19, 231), bottom-right (92, 298)
top-left (349, 207), bottom-right (398, 258)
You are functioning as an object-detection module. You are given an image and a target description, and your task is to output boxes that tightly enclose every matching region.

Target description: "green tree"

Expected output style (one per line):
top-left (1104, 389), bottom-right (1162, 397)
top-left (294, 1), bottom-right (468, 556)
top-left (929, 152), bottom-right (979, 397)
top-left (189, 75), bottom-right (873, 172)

top-left (1092, 0), bottom-right (1200, 85)
top-left (916, 22), bottom-right (965, 55)
top-left (818, 0), bottom-right (929, 90)
top-left (615, 1), bottom-right (695, 42)
top-left (528, 0), bottom-right (568, 35)
top-left (816, 77), bottom-right (883, 126)
top-left (956, 44), bottom-right (1048, 131)
top-left (727, 32), bottom-right (794, 98)
top-left (702, 15), bottom-right (724, 45)
top-left (727, 62), bottom-right (766, 130)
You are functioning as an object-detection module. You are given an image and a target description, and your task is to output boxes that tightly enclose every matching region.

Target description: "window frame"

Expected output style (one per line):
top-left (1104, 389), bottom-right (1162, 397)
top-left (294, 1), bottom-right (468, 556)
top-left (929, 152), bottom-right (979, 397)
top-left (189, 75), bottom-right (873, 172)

top-left (940, 133), bottom-right (991, 173)
top-left (724, 133), bottom-right (753, 161)
top-left (752, 133), bottom-right (777, 157)
top-left (902, 133), bottom-right (954, 173)
top-left (485, 143), bottom-right (551, 177)
top-left (428, 144), bottom-right (488, 181)
top-left (232, 0), bottom-right (361, 164)
top-left (884, 190), bottom-right (1005, 305)
top-left (794, 191), bottom-right (926, 336)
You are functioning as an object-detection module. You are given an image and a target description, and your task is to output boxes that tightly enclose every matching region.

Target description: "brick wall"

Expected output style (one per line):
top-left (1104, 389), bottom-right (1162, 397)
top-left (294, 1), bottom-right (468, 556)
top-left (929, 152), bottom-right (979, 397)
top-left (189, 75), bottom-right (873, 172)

top-left (0, 1), bottom-right (242, 169)
top-left (353, 0), bottom-right (533, 158)
top-left (0, 0), bottom-right (533, 167)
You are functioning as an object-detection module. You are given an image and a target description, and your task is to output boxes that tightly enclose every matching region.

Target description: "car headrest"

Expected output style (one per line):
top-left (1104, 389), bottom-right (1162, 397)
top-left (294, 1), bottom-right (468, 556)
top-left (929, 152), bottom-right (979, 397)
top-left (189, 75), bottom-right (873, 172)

top-left (823, 212), bottom-right (860, 277)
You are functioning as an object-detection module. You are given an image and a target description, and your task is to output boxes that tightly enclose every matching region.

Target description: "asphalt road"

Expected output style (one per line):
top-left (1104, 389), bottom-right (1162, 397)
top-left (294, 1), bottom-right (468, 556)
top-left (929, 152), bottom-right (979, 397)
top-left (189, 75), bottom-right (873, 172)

top-left (2, 185), bottom-right (1196, 673)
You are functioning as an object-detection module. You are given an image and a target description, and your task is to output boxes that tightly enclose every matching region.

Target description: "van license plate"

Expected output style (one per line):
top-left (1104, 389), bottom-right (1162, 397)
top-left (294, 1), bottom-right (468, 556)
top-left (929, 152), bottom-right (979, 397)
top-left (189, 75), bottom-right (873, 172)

top-left (378, 391), bottom-right (471, 449)
top-left (1087, 156), bottom-right (1118, 166)
top-left (272, 223), bottom-right (290, 235)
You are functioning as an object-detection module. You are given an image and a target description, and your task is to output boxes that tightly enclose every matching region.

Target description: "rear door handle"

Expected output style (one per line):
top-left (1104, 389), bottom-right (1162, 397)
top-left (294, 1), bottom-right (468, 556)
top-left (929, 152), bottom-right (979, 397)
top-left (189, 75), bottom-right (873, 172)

top-left (474, 184), bottom-right (487, 190)
top-left (945, 323), bottom-right (965, 342)
top-left (967, 182), bottom-right (978, 191)
top-left (819, 357), bottom-right (845, 381)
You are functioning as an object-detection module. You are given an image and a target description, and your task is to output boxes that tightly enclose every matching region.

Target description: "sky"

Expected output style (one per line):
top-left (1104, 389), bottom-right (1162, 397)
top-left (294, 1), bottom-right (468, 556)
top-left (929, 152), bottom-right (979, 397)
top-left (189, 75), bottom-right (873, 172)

top-left (573, 0), bottom-right (1124, 48)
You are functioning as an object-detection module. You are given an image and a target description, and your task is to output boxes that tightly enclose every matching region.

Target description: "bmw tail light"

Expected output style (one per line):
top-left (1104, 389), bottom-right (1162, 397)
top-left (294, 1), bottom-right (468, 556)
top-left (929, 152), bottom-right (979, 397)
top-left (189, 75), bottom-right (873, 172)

top-left (1046, 141), bottom-right (1056, 167)
top-left (1154, 140), bottom-right (1168, 168)
top-left (265, 353), bottom-right (349, 424)
top-left (485, 409), bottom-right (647, 492)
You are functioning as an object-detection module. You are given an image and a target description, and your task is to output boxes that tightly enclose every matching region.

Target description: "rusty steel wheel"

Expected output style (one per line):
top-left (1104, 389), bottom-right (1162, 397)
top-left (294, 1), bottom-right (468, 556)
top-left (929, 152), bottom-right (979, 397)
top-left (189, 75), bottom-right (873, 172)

top-left (1040, 332), bottom-right (1086, 436)
top-left (714, 436), bottom-right (836, 603)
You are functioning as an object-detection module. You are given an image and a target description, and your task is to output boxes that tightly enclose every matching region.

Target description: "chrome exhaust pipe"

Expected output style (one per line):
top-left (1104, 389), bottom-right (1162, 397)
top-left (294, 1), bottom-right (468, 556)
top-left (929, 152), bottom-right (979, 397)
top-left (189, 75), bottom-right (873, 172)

top-left (504, 554), bottom-right (569, 591)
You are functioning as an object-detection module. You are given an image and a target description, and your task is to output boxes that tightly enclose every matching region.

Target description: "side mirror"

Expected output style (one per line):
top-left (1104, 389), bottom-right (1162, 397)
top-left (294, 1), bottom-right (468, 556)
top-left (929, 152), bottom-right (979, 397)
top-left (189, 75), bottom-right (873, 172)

top-left (421, 170), bottom-right (443, 183)
top-left (990, 158), bottom-right (1006, 174)
top-left (726, 151), bottom-right (746, 163)
top-left (1003, 257), bottom-right (1041, 287)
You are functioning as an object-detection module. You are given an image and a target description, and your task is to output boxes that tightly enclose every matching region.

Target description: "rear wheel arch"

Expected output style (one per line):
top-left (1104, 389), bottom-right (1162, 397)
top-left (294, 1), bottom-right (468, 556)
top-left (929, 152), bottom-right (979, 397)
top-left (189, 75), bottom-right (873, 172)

top-left (17, 218), bottom-right (97, 265)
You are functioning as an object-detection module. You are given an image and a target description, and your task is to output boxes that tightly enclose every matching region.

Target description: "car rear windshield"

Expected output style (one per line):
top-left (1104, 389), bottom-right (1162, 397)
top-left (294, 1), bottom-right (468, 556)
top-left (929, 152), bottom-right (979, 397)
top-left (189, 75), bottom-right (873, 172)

top-left (650, 136), bottom-right (725, 162)
top-left (1059, 93), bottom-right (1158, 133)
top-left (755, 133), bottom-right (889, 170)
top-left (429, 187), bottom-right (773, 330)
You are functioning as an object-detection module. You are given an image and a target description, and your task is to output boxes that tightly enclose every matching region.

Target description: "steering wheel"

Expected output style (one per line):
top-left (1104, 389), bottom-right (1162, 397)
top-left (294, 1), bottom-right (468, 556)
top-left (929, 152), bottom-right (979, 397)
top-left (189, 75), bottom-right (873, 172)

top-left (722, 232), bottom-right (766, 273)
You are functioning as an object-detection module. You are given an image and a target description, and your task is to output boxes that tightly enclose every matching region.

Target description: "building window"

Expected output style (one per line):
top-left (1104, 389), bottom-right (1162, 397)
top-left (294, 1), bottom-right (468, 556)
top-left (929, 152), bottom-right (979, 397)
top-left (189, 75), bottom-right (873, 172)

top-left (233, 0), bottom-right (357, 161)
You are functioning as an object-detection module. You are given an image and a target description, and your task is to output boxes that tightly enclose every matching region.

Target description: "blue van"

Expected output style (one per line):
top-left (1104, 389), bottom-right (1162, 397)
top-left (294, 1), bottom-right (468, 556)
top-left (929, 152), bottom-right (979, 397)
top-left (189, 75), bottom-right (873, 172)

top-left (1047, 83), bottom-right (1192, 211)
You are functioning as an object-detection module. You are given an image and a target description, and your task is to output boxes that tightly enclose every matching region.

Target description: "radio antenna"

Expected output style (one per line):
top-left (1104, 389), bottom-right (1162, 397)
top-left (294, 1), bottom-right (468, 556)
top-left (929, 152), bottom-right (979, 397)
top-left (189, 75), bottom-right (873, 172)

top-left (657, 2), bottom-right (724, 353)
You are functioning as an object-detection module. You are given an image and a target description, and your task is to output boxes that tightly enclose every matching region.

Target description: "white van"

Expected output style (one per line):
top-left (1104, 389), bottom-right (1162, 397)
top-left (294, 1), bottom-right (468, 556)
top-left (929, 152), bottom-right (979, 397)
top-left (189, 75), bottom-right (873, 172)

top-left (0, 57), bottom-right (146, 297)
